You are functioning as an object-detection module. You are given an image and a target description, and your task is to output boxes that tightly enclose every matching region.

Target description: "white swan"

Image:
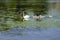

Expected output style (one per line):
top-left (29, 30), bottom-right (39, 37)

top-left (23, 15), bottom-right (30, 21)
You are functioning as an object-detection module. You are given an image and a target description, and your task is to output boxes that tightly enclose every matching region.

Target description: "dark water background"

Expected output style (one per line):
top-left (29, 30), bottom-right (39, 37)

top-left (0, 3), bottom-right (60, 40)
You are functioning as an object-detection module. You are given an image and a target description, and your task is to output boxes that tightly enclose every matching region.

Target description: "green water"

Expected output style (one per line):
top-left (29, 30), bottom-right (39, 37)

top-left (0, 3), bottom-right (60, 31)
top-left (0, 3), bottom-right (60, 40)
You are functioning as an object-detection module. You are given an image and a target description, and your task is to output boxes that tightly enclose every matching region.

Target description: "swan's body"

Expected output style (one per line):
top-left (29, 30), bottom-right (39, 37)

top-left (48, 15), bottom-right (53, 18)
top-left (23, 15), bottom-right (30, 21)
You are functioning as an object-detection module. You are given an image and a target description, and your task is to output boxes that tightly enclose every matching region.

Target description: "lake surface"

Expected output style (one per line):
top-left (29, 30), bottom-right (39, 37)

top-left (0, 3), bottom-right (60, 40)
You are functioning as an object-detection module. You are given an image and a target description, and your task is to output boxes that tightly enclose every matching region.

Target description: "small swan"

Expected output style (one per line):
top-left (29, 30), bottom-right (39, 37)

top-left (39, 15), bottom-right (53, 19)
top-left (39, 15), bottom-right (45, 19)
top-left (48, 15), bottom-right (53, 18)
